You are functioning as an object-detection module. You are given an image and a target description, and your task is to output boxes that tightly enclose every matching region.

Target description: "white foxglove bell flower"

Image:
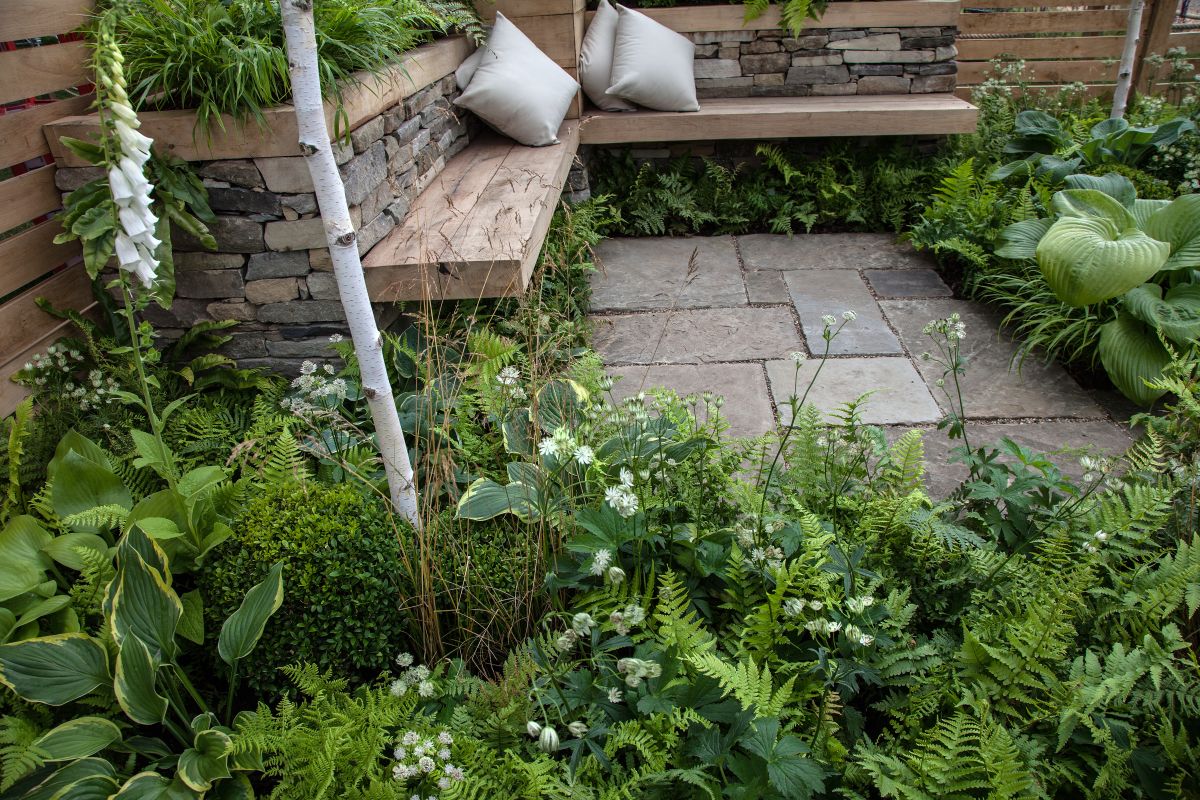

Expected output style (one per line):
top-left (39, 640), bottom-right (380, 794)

top-left (118, 206), bottom-right (150, 238)
top-left (108, 167), bottom-right (134, 202)
top-left (119, 157), bottom-right (151, 194)
top-left (116, 121), bottom-right (153, 157)
top-left (114, 233), bottom-right (139, 267)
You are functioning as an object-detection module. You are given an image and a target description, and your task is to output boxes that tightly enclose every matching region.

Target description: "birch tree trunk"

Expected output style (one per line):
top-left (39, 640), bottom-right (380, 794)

top-left (1112, 0), bottom-right (1146, 119)
top-left (279, 0), bottom-right (421, 528)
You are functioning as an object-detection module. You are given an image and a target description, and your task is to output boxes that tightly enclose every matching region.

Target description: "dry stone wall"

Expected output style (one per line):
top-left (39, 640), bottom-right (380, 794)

top-left (55, 74), bottom-right (477, 373)
top-left (690, 25), bottom-right (958, 98)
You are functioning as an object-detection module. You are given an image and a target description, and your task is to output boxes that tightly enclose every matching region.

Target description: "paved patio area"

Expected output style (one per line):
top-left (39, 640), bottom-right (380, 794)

top-left (589, 234), bottom-right (1134, 496)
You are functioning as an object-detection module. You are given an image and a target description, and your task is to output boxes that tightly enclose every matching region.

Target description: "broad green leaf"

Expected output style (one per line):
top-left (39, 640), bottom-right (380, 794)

top-left (109, 542), bottom-right (181, 661)
top-left (114, 635), bottom-right (167, 725)
top-left (34, 717), bottom-right (122, 761)
top-left (177, 729), bottom-right (232, 792)
top-left (0, 516), bottom-right (52, 602)
top-left (178, 590), bottom-right (205, 645)
top-left (131, 517), bottom-right (184, 542)
top-left (0, 633), bottom-right (111, 705)
top-left (1098, 313), bottom-right (1171, 407)
top-left (1037, 216), bottom-right (1169, 306)
top-left (456, 478), bottom-right (517, 521)
top-left (1144, 194), bottom-right (1200, 271)
top-left (1062, 173), bottom-right (1136, 207)
top-left (42, 532), bottom-right (109, 571)
top-left (177, 466), bottom-right (227, 498)
top-left (131, 431), bottom-right (180, 484)
top-left (13, 596), bottom-right (72, 630)
top-left (58, 136), bottom-right (106, 165)
top-left (112, 772), bottom-right (178, 796)
top-left (217, 562), bottom-right (284, 666)
top-left (1050, 188), bottom-right (1137, 227)
top-left (51, 452), bottom-right (132, 526)
top-left (1090, 116), bottom-right (1130, 140)
top-left (1122, 283), bottom-right (1200, 346)
top-left (0, 609), bottom-right (15, 643)
top-left (536, 379), bottom-right (589, 433)
top-left (995, 218), bottom-right (1052, 261)
top-left (1132, 198), bottom-right (1171, 230)
top-left (48, 431), bottom-right (113, 478)
top-left (208, 772), bottom-right (253, 800)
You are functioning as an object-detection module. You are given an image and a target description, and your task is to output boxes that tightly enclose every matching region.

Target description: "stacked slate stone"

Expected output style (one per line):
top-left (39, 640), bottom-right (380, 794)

top-left (690, 26), bottom-right (958, 98)
top-left (54, 74), bottom-right (478, 373)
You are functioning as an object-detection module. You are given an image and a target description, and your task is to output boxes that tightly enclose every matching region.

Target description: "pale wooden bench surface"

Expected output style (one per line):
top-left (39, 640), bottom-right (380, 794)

top-left (579, 94), bottom-right (979, 144)
top-left (363, 121), bottom-right (579, 301)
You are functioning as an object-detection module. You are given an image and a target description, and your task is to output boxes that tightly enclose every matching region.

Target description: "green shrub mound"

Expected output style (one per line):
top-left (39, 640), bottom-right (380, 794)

top-left (203, 480), bottom-right (412, 697)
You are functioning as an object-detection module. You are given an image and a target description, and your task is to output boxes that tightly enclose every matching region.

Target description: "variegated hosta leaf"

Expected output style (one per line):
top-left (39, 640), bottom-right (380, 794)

top-left (1122, 283), bottom-right (1200, 345)
top-left (1098, 313), bottom-right (1171, 407)
top-left (1036, 216), bottom-right (1169, 307)
top-left (1062, 174), bottom-right (1136, 208)
top-left (1050, 188), bottom-right (1137, 226)
top-left (1144, 194), bottom-right (1200, 272)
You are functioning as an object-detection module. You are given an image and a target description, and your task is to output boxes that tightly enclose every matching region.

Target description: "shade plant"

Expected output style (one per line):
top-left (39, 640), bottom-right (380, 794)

top-left (995, 173), bottom-right (1200, 404)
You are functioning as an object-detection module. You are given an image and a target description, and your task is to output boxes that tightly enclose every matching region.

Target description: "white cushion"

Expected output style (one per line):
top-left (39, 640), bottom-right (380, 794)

top-left (455, 47), bottom-right (484, 92)
top-left (607, 5), bottom-right (698, 112)
top-left (453, 13), bottom-right (579, 147)
top-left (579, 0), bottom-right (635, 112)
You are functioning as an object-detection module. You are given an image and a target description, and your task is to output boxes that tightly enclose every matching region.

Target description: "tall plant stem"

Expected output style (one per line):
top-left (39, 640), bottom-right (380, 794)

top-left (279, 0), bottom-right (420, 528)
top-left (1111, 0), bottom-right (1146, 119)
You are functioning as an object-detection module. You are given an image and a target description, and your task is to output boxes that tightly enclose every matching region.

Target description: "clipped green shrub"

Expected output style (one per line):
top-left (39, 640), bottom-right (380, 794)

top-left (1091, 162), bottom-right (1177, 200)
top-left (202, 480), bottom-right (412, 697)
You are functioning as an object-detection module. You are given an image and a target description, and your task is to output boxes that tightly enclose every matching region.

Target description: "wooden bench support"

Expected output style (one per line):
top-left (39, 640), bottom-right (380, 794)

top-left (579, 94), bottom-right (979, 144)
top-left (362, 121), bottom-right (579, 301)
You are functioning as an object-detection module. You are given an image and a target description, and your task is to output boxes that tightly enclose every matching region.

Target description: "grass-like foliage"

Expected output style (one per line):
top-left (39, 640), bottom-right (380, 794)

top-left (108, 0), bottom-right (482, 130)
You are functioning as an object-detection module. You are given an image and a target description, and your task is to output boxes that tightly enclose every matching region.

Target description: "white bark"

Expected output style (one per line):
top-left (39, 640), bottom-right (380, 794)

top-left (279, 0), bottom-right (421, 528)
top-left (1112, 0), bottom-right (1146, 119)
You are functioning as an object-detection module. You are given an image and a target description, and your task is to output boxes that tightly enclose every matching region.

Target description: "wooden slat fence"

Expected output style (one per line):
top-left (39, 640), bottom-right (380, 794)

top-left (0, 0), bottom-right (97, 415)
top-left (957, 0), bottom-right (1200, 98)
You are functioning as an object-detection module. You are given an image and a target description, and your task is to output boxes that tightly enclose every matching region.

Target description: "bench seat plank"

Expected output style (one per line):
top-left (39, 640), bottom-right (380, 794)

top-left (579, 94), bottom-right (979, 144)
top-left (363, 121), bottom-right (579, 301)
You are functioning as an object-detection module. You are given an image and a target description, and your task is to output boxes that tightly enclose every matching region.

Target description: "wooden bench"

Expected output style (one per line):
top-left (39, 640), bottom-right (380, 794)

top-left (364, 94), bottom-right (978, 301)
top-left (362, 121), bottom-right (579, 301)
top-left (578, 94), bottom-right (979, 144)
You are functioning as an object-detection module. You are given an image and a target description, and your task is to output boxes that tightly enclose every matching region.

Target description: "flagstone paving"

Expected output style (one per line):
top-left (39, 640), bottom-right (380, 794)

top-left (589, 233), bottom-right (1135, 496)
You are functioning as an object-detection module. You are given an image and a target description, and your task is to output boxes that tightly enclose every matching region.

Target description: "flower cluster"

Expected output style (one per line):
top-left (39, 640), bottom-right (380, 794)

top-left (389, 654), bottom-right (435, 698)
top-left (392, 729), bottom-right (464, 794)
top-left (923, 313), bottom-right (966, 343)
top-left (282, 361), bottom-right (349, 415)
top-left (604, 467), bottom-right (638, 518)
top-left (18, 346), bottom-right (120, 411)
top-left (96, 15), bottom-right (160, 289)
top-left (616, 657), bottom-right (662, 688)
top-left (1083, 529), bottom-right (1108, 555)
top-left (609, 604), bottom-right (645, 636)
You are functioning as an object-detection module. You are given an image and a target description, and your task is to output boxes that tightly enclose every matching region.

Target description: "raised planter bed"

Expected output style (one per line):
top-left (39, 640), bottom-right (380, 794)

top-left (585, 0), bottom-right (961, 31)
top-left (45, 36), bottom-right (474, 166)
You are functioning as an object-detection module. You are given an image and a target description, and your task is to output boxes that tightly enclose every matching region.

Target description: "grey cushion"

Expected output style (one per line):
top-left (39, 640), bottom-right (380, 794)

top-left (579, 0), bottom-right (635, 111)
top-left (607, 4), bottom-right (698, 112)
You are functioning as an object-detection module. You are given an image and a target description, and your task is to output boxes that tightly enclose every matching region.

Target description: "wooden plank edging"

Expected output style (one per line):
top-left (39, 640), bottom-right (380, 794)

top-left (586, 1), bottom-right (961, 32)
top-left (45, 36), bottom-right (474, 167)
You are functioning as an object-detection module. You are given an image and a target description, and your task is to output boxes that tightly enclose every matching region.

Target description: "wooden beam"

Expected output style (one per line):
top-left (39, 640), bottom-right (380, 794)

top-left (45, 37), bottom-right (472, 166)
top-left (0, 42), bottom-right (90, 106)
top-left (0, 263), bottom-right (93, 356)
top-left (959, 10), bottom-right (1130, 35)
top-left (958, 58), bottom-right (1120, 85)
top-left (473, 0), bottom-right (584, 19)
top-left (0, 94), bottom-right (93, 169)
top-left (0, 0), bottom-right (93, 41)
top-left (579, 94), bottom-right (979, 145)
top-left (958, 0), bottom-right (1128, 7)
top-left (957, 35), bottom-right (1126, 61)
top-left (1135, 0), bottom-right (1185, 89)
top-left (586, 1), bottom-right (959, 32)
top-left (0, 219), bottom-right (78, 299)
top-left (0, 166), bottom-right (62, 234)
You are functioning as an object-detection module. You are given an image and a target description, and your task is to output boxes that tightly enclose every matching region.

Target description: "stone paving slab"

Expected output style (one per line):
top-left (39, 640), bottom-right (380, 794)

top-left (593, 307), bottom-right (805, 364)
top-left (864, 268), bottom-right (952, 298)
top-left (765, 357), bottom-right (941, 426)
top-left (608, 363), bottom-right (775, 438)
top-left (784, 271), bottom-right (902, 355)
top-left (909, 420), bottom-right (1134, 498)
top-left (879, 298), bottom-right (1106, 420)
top-left (591, 236), bottom-right (745, 311)
top-left (738, 233), bottom-right (934, 271)
top-left (745, 270), bottom-right (790, 304)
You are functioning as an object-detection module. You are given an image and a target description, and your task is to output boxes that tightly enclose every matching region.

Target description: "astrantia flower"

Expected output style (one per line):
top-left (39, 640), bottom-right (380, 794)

top-left (438, 731), bottom-right (453, 746)
top-left (568, 721), bottom-right (588, 738)
top-left (538, 437), bottom-right (558, 457)
top-left (782, 598), bottom-right (806, 617)
top-left (496, 365), bottom-right (520, 385)
top-left (572, 612), bottom-right (596, 636)
top-left (607, 565), bottom-right (626, 584)
top-left (396, 652), bottom-right (414, 667)
top-left (821, 314), bottom-right (837, 327)
top-left (538, 726), bottom-right (560, 753)
top-left (619, 467), bottom-right (634, 488)
top-left (573, 444), bottom-right (595, 465)
top-left (841, 310), bottom-right (857, 322)
top-left (526, 721), bottom-right (542, 738)
top-left (590, 548), bottom-right (612, 576)
top-left (790, 351), bottom-right (807, 364)
top-left (417, 680), bottom-right (434, 697)
top-left (607, 687), bottom-right (623, 703)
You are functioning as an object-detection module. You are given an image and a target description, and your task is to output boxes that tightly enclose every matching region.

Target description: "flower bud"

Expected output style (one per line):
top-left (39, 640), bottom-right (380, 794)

top-left (526, 721), bottom-right (541, 738)
top-left (538, 726), bottom-right (560, 752)
top-left (607, 566), bottom-right (626, 584)
top-left (568, 721), bottom-right (588, 738)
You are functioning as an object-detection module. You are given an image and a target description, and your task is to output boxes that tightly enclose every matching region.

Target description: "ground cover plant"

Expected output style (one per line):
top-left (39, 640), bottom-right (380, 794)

top-left (2, 24), bottom-right (1200, 800)
top-left (905, 58), bottom-right (1200, 406)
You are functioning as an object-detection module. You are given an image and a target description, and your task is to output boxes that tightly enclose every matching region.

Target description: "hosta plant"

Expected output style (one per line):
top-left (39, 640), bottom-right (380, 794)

top-left (996, 175), bottom-right (1200, 404)
top-left (0, 527), bottom-right (283, 799)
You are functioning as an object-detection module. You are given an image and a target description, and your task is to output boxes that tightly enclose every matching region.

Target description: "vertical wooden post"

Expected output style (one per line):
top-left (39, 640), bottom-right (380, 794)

top-left (1112, 0), bottom-right (1146, 118)
top-left (1133, 0), bottom-right (1179, 93)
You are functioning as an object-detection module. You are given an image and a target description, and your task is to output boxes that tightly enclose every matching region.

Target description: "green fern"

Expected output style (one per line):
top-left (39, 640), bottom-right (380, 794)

top-left (688, 652), bottom-right (796, 718)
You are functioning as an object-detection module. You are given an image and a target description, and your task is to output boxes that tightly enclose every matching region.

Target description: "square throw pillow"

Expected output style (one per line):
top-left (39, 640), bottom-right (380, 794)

top-left (607, 4), bottom-right (699, 112)
top-left (579, 0), bottom-right (635, 112)
top-left (453, 13), bottom-right (579, 146)
top-left (454, 45), bottom-right (484, 92)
